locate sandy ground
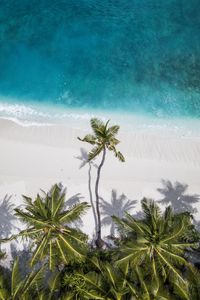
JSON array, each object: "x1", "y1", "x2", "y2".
[{"x1": 0, "y1": 117, "x2": 200, "y2": 260}]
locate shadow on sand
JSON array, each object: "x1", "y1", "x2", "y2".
[
  {"x1": 76, "y1": 148, "x2": 98, "y2": 235},
  {"x1": 0, "y1": 195, "x2": 18, "y2": 240},
  {"x1": 66, "y1": 192, "x2": 85, "y2": 228},
  {"x1": 157, "y1": 179, "x2": 200, "y2": 214},
  {"x1": 157, "y1": 179, "x2": 200, "y2": 234},
  {"x1": 100, "y1": 190, "x2": 137, "y2": 237}
]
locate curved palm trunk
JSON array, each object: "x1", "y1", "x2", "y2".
[
  {"x1": 95, "y1": 147, "x2": 106, "y2": 248},
  {"x1": 88, "y1": 163, "x2": 98, "y2": 236}
]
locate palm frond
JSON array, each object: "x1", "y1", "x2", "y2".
[
  {"x1": 58, "y1": 234, "x2": 85, "y2": 260},
  {"x1": 141, "y1": 198, "x2": 161, "y2": 226},
  {"x1": 76, "y1": 272, "x2": 105, "y2": 295},
  {"x1": 48, "y1": 271, "x2": 61, "y2": 298},
  {"x1": 172, "y1": 280, "x2": 190, "y2": 300},
  {"x1": 90, "y1": 118, "x2": 105, "y2": 135},
  {"x1": 116, "y1": 150, "x2": 125, "y2": 162},
  {"x1": 14, "y1": 209, "x2": 48, "y2": 227},
  {"x1": 88, "y1": 145, "x2": 104, "y2": 161},
  {"x1": 59, "y1": 202, "x2": 90, "y2": 223},
  {"x1": 30, "y1": 233, "x2": 50, "y2": 266},
  {"x1": 0, "y1": 227, "x2": 43, "y2": 244},
  {"x1": 50, "y1": 184, "x2": 63, "y2": 215},
  {"x1": 77, "y1": 134, "x2": 96, "y2": 145},
  {"x1": 155, "y1": 249, "x2": 186, "y2": 284},
  {"x1": 106, "y1": 125, "x2": 120, "y2": 136},
  {"x1": 0, "y1": 287, "x2": 9, "y2": 300},
  {"x1": 11, "y1": 258, "x2": 22, "y2": 297},
  {"x1": 22, "y1": 265, "x2": 44, "y2": 296},
  {"x1": 34, "y1": 194, "x2": 48, "y2": 218},
  {"x1": 111, "y1": 147, "x2": 125, "y2": 162},
  {"x1": 161, "y1": 217, "x2": 187, "y2": 243},
  {"x1": 136, "y1": 266, "x2": 151, "y2": 300},
  {"x1": 150, "y1": 256, "x2": 160, "y2": 297}
]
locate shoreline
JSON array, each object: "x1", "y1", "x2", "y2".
[{"x1": 1, "y1": 99, "x2": 200, "y2": 138}]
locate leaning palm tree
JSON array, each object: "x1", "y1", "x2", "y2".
[
  {"x1": 78, "y1": 118, "x2": 125, "y2": 248},
  {"x1": 2, "y1": 184, "x2": 90, "y2": 270},
  {"x1": 113, "y1": 199, "x2": 199, "y2": 300},
  {"x1": 100, "y1": 190, "x2": 136, "y2": 237}
]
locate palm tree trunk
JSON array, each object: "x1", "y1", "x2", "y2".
[
  {"x1": 88, "y1": 163, "x2": 98, "y2": 236},
  {"x1": 95, "y1": 147, "x2": 106, "y2": 248}
]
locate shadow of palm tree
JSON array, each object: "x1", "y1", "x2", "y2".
[
  {"x1": 0, "y1": 195, "x2": 17, "y2": 240},
  {"x1": 76, "y1": 148, "x2": 98, "y2": 235},
  {"x1": 66, "y1": 192, "x2": 85, "y2": 228},
  {"x1": 157, "y1": 179, "x2": 200, "y2": 214},
  {"x1": 100, "y1": 190, "x2": 137, "y2": 237},
  {"x1": 65, "y1": 193, "x2": 84, "y2": 207}
]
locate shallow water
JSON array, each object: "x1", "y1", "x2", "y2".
[{"x1": 0, "y1": 0, "x2": 200, "y2": 119}]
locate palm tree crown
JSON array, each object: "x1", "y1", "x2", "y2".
[
  {"x1": 4, "y1": 184, "x2": 90, "y2": 270},
  {"x1": 78, "y1": 118, "x2": 125, "y2": 162},
  {"x1": 113, "y1": 199, "x2": 199, "y2": 299}
]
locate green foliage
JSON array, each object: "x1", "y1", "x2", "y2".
[
  {"x1": 78, "y1": 118, "x2": 125, "y2": 162},
  {"x1": 2, "y1": 184, "x2": 90, "y2": 270},
  {"x1": 0, "y1": 258, "x2": 44, "y2": 300},
  {"x1": 113, "y1": 198, "x2": 200, "y2": 299},
  {"x1": 62, "y1": 259, "x2": 131, "y2": 300}
]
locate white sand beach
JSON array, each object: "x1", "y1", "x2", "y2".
[{"x1": 0, "y1": 117, "x2": 200, "y2": 244}]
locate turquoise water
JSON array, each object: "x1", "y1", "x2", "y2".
[{"x1": 0, "y1": 0, "x2": 200, "y2": 119}]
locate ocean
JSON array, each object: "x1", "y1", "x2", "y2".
[{"x1": 0, "y1": 0, "x2": 200, "y2": 128}]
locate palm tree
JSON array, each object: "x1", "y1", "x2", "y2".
[
  {"x1": 100, "y1": 190, "x2": 136, "y2": 237},
  {"x1": 78, "y1": 118, "x2": 125, "y2": 248},
  {"x1": 2, "y1": 184, "x2": 90, "y2": 270},
  {"x1": 113, "y1": 198, "x2": 199, "y2": 299},
  {"x1": 0, "y1": 258, "x2": 43, "y2": 300}
]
